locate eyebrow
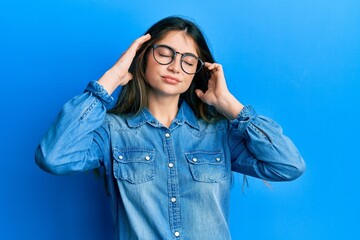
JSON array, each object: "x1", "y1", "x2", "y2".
[{"x1": 156, "y1": 43, "x2": 198, "y2": 57}]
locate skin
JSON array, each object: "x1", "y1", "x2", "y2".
[
  {"x1": 98, "y1": 31, "x2": 244, "y2": 127},
  {"x1": 144, "y1": 31, "x2": 202, "y2": 126}
]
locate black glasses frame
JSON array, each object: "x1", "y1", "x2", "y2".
[{"x1": 151, "y1": 44, "x2": 204, "y2": 75}]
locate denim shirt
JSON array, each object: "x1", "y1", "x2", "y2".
[{"x1": 35, "y1": 81, "x2": 305, "y2": 240}]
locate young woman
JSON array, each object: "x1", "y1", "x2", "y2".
[{"x1": 35, "y1": 16, "x2": 305, "y2": 240}]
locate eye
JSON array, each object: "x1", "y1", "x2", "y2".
[
  {"x1": 156, "y1": 47, "x2": 173, "y2": 58},
  {"x1": 159, "y1": 53, "x2": 172, "y2": 57},
  {"x1": 183, "y1": 61, "x2": 194, "y2": 66},
  {"x1": 183, "y1": 55, "x2": 198, "y2": 66}
]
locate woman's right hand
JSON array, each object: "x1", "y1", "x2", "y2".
[{"x1": 98, "y1": 33, "x2": 151, "y2": 95}]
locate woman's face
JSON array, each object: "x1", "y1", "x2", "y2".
[{"x1": 145, "y1": 30, "x2": 198, "y2": 98}]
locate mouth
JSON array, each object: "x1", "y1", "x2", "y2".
[{"x1": 161, "y1": 75, "x2": 181, "y2": 84}]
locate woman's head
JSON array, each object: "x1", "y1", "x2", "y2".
[
  {"x1": 144, "y1": 30, "x2": 201, "y2": 97},
  {"x1": 110, "y1": 16, "x2": 224, "y2": 121}
]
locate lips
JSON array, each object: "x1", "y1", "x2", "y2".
[{"x1": 161, "y1": 75, "x2": 181, "y2": 85}]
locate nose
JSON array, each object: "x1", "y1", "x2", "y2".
[{"x1": 167, "y1": 53, "x2": 181, "y2": 73}]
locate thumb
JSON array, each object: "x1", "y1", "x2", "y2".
[
  {"x1": 125, "y1": 72, "x2": 133, "y2": 82},
  {"x1": 195, "y1": 89, "x2": 204, "y2": 99},
  {"x1": 120, "y1": 72, "x2": 133, "y2": 86},
  {"x1": 126, "y1": 72, "x2": 133, "y2": 80}
]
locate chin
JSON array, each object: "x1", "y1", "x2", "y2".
[{"x1": 150, "y1": 87, "x2": 185, "y2": 97}]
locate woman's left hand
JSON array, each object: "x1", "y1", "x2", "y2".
[{"x1": 195, "y1": 62, "x2": 244, "y2": 119}]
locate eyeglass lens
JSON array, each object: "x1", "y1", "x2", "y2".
[{"x1": 153, "y1": 45, "x2": 201, "y2": 74}]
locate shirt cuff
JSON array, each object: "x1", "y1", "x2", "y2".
[
  {"x1": 84, "y1": 81, "x2": 114, "y2": 108},
  {"x1": 230, "y1": 105, "x2": 257, "y2": 133}
]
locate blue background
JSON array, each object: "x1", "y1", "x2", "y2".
[{"x1": 1, "y1": 0, "x2": 359, "y2": 239}]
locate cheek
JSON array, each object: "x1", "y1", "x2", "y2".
[
  {"x1": 145, "y1": 54, "x2": 156, "y2": 80},
  {"x1": 184, "y1": 75, "x2": 195, "y2": 86}
]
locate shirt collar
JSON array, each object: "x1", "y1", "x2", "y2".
[{"x1": 126, "y1": 101, "x2": 200, "y2": 130}]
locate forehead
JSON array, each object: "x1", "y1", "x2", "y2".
[{"x1": 156, "y1": 30, "x2": 198, "y2": 54}]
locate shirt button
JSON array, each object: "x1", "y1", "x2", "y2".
[
  {"x1": 174, "y1": 231, "x2": 180, "y2": 237},
  {"x1": 118, "y1": 155, "x2": 123, "y2": 160},
  {"x1": 192, "y1": 158, "x2": 197, "y2": 162},
  {"x1": 165, "y1": 133, "x2": 170, "y2": 138},
  {"x1": 171, "y1": 197, "x2": 177, "y2": 203},
  {"x1": 168, "y1": 163, "x2": 174, "y2": 168},
  {"x1": 145, "y1": 156, "x2": 150, "y2": 161},
  {"x1": 216, "y1": 157, "x2": 221, "y2": 161}
]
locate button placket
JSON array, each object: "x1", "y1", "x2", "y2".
[{"x1": 163, "y1": 129, "x2": 182, "y2": 237}]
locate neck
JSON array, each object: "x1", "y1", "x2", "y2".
[{"x1": 147, "y1": 93, "x2": 180, "y2": 128}]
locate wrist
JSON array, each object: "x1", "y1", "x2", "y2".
[
  {"x1": 98, "y1": 70, "x2": 121, "y2": 95},
  {"x1": 215, "y1": 93, "x2": 244, "y2": 120}
]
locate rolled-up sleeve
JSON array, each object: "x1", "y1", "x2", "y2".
[
  {"x1": 35, "y1": 81, "x2": 113, "y2": 175},
  {"x1": 229, "y1": 105, "x2": 306, "y2": 181}
]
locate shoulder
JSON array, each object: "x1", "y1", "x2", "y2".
[
  {"x1": 105, "y1": 112, "x2": 130, "y2": 130},
  {"x1": 196, "y1": 117, "x2": 230, "y2": 134}
]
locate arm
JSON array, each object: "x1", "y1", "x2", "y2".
[
  {"x1": 98, "y1": 34, "x2": 151, "y2": 95},
  {"x1": 35, "y1": 81, "x2": 112, "y2": 175},
  {"x1": 35, "y1": 34, "x2": 152, "y2": 175},
  {"x1": 228, "y1": 106, "x2": 305, "y2": 181},
  {"x1": 196, "y1": 62, "x2": 305, "y2": 181}
]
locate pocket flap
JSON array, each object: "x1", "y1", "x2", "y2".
[
  {"x1": 113, "y1": 148, "x2": 155, "y2": 163},
  {"x1": 185, "y1": 151, "x2": 224, "y2": 165}
]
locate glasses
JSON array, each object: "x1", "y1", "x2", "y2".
[{"x1": 151, "y1": 44, "x2": 204, "y2": 75}]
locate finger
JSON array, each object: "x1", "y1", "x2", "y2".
[
  {"x1": 204, "y1": 62, "x2": 214, "y2": 70},
  {"x1": 195, "y1": 89, "x2": 205, "y2": 99},
  {"x1": 204, "y1": 62, "x2": 214, "y2": 68},
  {"x1": 116, "y1": 34, "x2": 151, "y2": 66},
  {"x1": 204, "y1": 62, "x2": 221, "y2": 72},
  {"x1": 124, "y1": 72, "x2": 133, "y2": 82},
  {"x1": 129, "y1": 33, "x2": 151, "y2": 53}
]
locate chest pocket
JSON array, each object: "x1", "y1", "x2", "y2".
[
  {"x1": 113, "y1": 148, "x2": 155, "y2": 184},
  {"x1": 185, "y1": 150, "x2": 227, "y2": 183}
]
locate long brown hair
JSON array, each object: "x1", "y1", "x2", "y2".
[{"x1": 109, "y1": 16, "x2": 225, "y2": 122}]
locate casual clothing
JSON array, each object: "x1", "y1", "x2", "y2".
[{"x1": 35, "y1": 81, "x2": 305, "y2": 240}]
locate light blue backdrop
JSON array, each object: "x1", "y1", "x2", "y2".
[{"x1": 1, "y1": 0, "x2": 359, "y2": 239}]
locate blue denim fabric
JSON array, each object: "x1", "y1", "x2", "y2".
[{"x1": 35, "y1": 81, "x2": 305, "y2": 240}]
